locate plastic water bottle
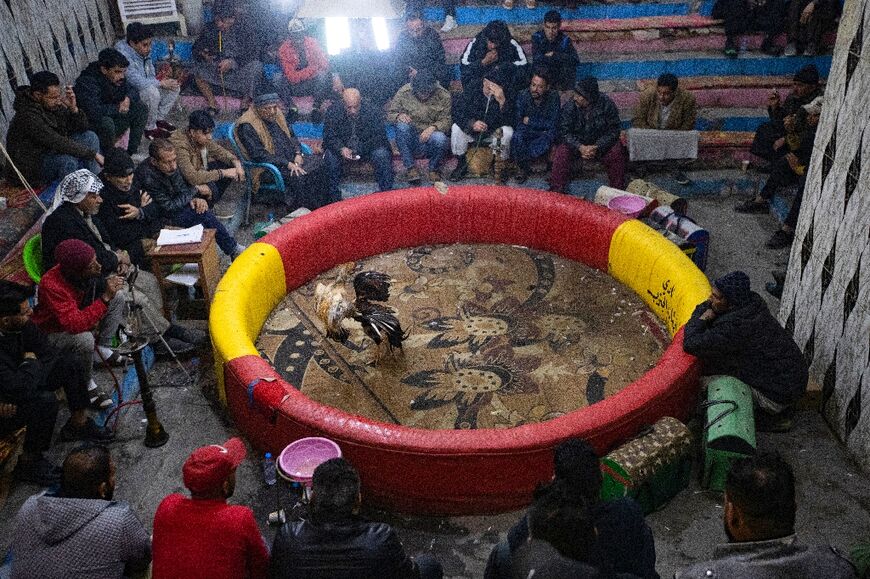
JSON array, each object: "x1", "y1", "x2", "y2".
[{"x1": 263, "y1": 453, "x2": 277, "y2": 486}]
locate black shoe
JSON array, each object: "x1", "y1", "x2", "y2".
[
  {"x1": 165, "y1": 324, "x2": 208, "y2": 348},
  {"x1": 153, "y1": 337, "x2": 196, "y2": 358},
  {"x1": 765, "y1": 229, "x2": 794, "y2": 249},
  {"x1": 449, "y1": 162, "x2": 468, "y2": 182},
  {"x1": 673, "y1": 170, "x2": 692, "y2": 186},
  {"x1": 765, "y1": 280, "x2": 784, "y2": 299},
  {"x1": 310, "y1": 108, "x2": 323, "y2": 124},
  {"x1": 771, "y1": 269, "x2": 786, "y2": 286},
  {"x1": 14, "y1": 457, "x2": 62, "y2": 486},
  {"x1": 514, "y1": 167, "x2": 529, "y2": 184},
  {"x1": 734, "y1": 199, "x2": 769, "y2": 213},
  {"x1": 60, "y1": 418, "x2": 115, "y2": 442},
  {"x1": 156, "y1": 120, "x2": 177, "y2": 132}
]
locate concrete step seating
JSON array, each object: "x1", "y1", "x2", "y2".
[{"x1": 160, "y1": 0, "x2": 834, "y2": 173}]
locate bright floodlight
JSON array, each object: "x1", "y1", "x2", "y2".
[
  {"x1": 372, "y1": 17, "x2": 391, "y2": 51},
  {"x1": 325, "y1": 17, "x2": 352, "y2": 56}
]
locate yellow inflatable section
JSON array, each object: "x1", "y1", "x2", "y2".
[
  {"x1": 210, "y1": 242, "x2": 287, "y2": 403},
  {"x1": 608, "y1": 219, "x2": 711, "y2": 337}
]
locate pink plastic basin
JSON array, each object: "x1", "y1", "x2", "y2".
[
  {"x1": 277, "y1": 437, "x2": 342, "y2": 486},
  {"x1": 608, "y1": 194, "x2": 648, "y2": 218}
]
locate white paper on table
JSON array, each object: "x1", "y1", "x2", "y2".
[
  {"x1": 164, "y1": 263, "x2": 200, "y2": 287},
  {"x1": 156, "y1": 224, "x2": 204, "y2": 246}
]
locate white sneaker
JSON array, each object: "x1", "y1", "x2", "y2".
[{"x1": 440, "y1": 15, "x2": 457, "y2": 32}]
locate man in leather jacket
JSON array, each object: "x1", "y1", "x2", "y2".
[{"x1": 269, "y1": 458, "x2": 443, "y2": 578}]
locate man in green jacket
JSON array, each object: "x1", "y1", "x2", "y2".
[
  {"x1": 5, "y1": 71, "x2": 104, "y2": 186},
  {"x1": 387, "y1": 69, "x2": 452, "y2": 184}
]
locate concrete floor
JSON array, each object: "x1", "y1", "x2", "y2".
[{"x1": 2, "y1": 180, "x2": 868, "y2": 578}]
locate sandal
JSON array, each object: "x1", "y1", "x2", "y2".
[
  {"x1": 93, "y1": 346, "x2": 132, "y2": 367},
  {"x1": 89, "y1": 391, "x2": 114, "y2": 410}
]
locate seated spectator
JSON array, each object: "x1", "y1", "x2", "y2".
[
  {"x1": 135, "y1": 139, "x2": 246, "y2": 259},
  {"x1": 270, "y1": 457, "x2": 443, "y2": 578},
  {"x1": 114, "y1": 22, "x2": 180, "y2": 141},
  {"x1": 633, "y1": 74, "x2": 697, "y2": 131},
  {"x1": 630, "y1": 73, "x2": 698, "y2": 185},
  {"x1": 785, "y1": 0, "x2": 839, "y2": 55},
  {"x1": 323, "y1": 88, "x2": 394, "y2": 195},
  {"x1": 750, "y1": 65, "x2": 822, "y2": 163},
  {"x1": 736, "y1": 99, "x2": 819, "y2": 231},
  {"x1": 459, "y1": 20, "x2": 529, "y2": 94},
  {"x1": 96, "y1": 148, "x2": 161, "y2": 268},
  {"x1": 171, "y1": 110, "x2": 244, "y2": 208},
  {"x1": 152, "y1": 438, "x2": 269, "y2": 579},
  {"x1": 5, "y1": 71, "x2": 103, "y2": 187},
  {"x1": 511, "y1": 481, "x2": 603, "y2": 579},
  {"x1": 392, "y1": 11, "x2": 451, "y2": 97},
  {"x1": 485, "y1": 438, "x2": 658, "y2": 579},
  {"x1": 31, "y1": 239, "x2": 125, "y2": 440},
  {"x1": 550, "y1": 77, "x2": 627, "y2": 192},
  {"x1": 712, "y1": 0, "x2": 786, "y2": 57},
  {"x1": 236, "y1": 92, "x2": 337, "y2": 210},
  {"x1": 191, "y1": 4, "x2": 263, "y2": 114},
  {"x1": 387, "y1": 69, "x2": 451, "y2": 184},
  {"x1": 276, "y1": 19, "x2": 333, "y2": 122},
  {"x1": 74, "y1": 48, "x2": 147, "y2": 156},
  {"x1": 764, "y1": 97, "x2": 823, "y2": 250},
  {"x1": 531, "y1": 10, "x2": 579, "y2": 91},
  {"x1": 676, "y1": 454, "x2": 857, "y2": 578},
  {"x1": 11, "y1": 444, "x2": 152, "y2": 578},
  {"x1": 405, "y1": 0, "x2": 458, "y2": 32},
  {"x1": 683, "y1": 271, "x2": 809, "y2": 432},
  {"x1": 0, "y1": 281, "x2": 67, "y2": 486},
  {"x1": 449, "y1": 68, "x2": 515, "y2": 183},
  {"x1": 511, "y1": 67, "x2": 560, "y2": 184},
  {"x1": 40, "y1": 169, "x2": 202, "y2": 356}
]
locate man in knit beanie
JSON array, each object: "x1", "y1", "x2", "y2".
[
  {"x1": 683, "y1": 271, "x2": 808, "y2": 432},
  {"x1": 29, "y1": 239, "x2": 120, "y2": 442}
]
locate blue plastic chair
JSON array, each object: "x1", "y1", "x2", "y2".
[{"x1": 224, "y1": 122, "x2": 287, "y2": 225}]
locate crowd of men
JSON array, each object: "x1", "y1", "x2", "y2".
[
  {"x1": 3, "y1": 432, "x2": 858, "y2": 578},
  {"x1": 0, "y1": 0, "x2": 849, "y2": 576}
]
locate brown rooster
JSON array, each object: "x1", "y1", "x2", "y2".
[{"x1": 314, "y1": 271, "x2": 408, "y2": 363}]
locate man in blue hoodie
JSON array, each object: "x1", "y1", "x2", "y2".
[{"x1": 114, "y1": 22, "x2": 180, "y2": 141}]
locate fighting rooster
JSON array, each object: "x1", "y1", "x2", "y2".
[{"x1": 314, "y1": 270, "x2": 408, "y2": 362}]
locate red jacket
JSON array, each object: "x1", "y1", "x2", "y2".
[
  {"x1": 152, "y1": 494, "x2": 269, "y2": 579},
  {"x1": 278, "y1": 37, "x2": 329, "y2": 85},
  {"x1": 32, "y1": 265, "x2": 107, "y2": 335}
]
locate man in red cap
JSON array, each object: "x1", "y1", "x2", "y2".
[
  {"x1": 31, "y1": 238, "x2": 123, "y2": 441},
  {"x1": 152, "y1": 437, "x2": 269, "y2": 579}
]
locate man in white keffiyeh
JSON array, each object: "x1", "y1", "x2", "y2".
[{"x1": 40, "y1": 170, "x2": 207, "y2": 363}]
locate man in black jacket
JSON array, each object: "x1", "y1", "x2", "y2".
[
  {"x1": 0, "y1": 280, "x2": 111, "y2": 485},
  {"x1": 683, "y1": 271, "x2": 809, "y2": 432},
  {"x1": 448, "y1": 67, "x2": 515, "y2": 183},
  {"x1": 5, "y1": 71, "x2": 103, "y2": 187},
  {"x1": 323, "y1": 88, "x2": 394, "y2": 195},
  {"x1": 550, "y1": 76, "x2": 627, "y2": 191},
  {"x1": 458, "y1": 20, "x2": 529, "y2": 94},
  {"x1": 484, "y1": 438, "x2": 659, "y2": 579},
  {"x1": 74, "y1": 48, "x2": 147, "y2": 156},
  {"x1": 135, "y1": 139, "x2": 244, "y2": 259},
  {"x1": 96, "y1": 148, "x2": 162, "y2": 268},
  {"x1": 392, "y1": 11, "x2": 451, "y2": 95},
  {"x1": 41, "y1": 168, "x2": 203, "y2": 356},
  {"x1": 270, "y1": 458, "x2": 443, "y2": 579}
]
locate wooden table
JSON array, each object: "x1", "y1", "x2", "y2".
[{"x1": 147, "y1": 228, "x2": 221, "y2": 319}]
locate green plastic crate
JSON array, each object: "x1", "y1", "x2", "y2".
[{"x1": 701, "y1": 376, "x2": 756, "y2": 491}]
